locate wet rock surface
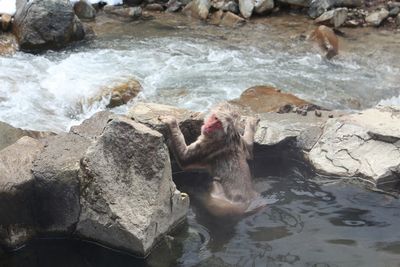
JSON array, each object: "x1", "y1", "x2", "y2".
[
  {"x1": 0, "y1": 137, "x2": 44, "y2": 249},
  {"x1": 0, "y1": 112, "x2": 189, "y2": 256},
  {"x1": 308, "y1": 106, "x2": 400, "y2": 186}
]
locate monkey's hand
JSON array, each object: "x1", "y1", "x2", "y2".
[
  {"x1": 246, "y1": 116, "x2": 260, "y2": 131},
  {"x1": 158, "y1": 115, "x2": 178, "y2": 128}
]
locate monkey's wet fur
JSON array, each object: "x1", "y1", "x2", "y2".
[{"x1": 161, "y1": 102, "x2": 267, "y2": 217}]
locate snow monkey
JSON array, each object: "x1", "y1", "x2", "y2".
[
  {"x1": 160, "y1": 102, "x2": 264, "y2": 217},
  {"x1": 309, "y1": 25, "x2": 339, "y2": 59}
]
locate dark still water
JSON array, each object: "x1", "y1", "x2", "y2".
[{"x1": 1, "y1": 157, "x2": 400, "y2": 267}]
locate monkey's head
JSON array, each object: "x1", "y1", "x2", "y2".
[{"x1": 201, "y1": 103, "x2": 241, "y2": 144}]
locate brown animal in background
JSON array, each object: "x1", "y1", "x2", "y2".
[
  {"x1": 309, "y1": 25, "x2": 339, "y2": 59},
  {"x1": 160, "y1": 103, "x2": 264, "y2": 217}
]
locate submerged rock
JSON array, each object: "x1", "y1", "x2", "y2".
[
  {"x1": 0, "y1": 137, "x2": 44, "y2": 249},
  {"x1": 308, "y1": 106, "x2": 400, "y2": 186},
  {"x1": 12, "y1": 0, "x2": 85, "y2": 52},
  {"x1": 0, "y1": 33, "x2": 18, "y2": 56}
]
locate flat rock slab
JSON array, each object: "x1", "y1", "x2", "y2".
[{"x1": 309, "y1": 106, "x2": 400, "y2": 186}]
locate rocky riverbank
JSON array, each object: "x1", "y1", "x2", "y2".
[
  {"x1": 0, "y1": 86, "x2": 399, "y2": 256},
  {"x1": 0, "y1": 0, "x2": 400, "y2": 55}
]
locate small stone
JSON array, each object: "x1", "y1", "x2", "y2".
[
  {"x1": 220, "y1": 11, "x2": 246, "y2": 27},
  {"x1": 1, "y1": 14, "x2": 12, "y2": 32},
  {"x1": 365, "y1": 8, "x2": 389, "y2": 26},
  {"x1": 328, "y1": 114, "x2": 334, "y2": 118},
  {"x1": 145, "y1": 3, "x2": 164, "y2": 11},
  {"x1": 315, "y1": 110, "x2": 322, "y2": 117},
  {"x1": 389, "y1": 7, "x2": 400, "y2": 17},
  {"x1": 301, "y1": 110, "x2": 307, "y2": 116}
]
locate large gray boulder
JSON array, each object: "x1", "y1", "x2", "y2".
[
  {"x1": 12, "y1": 0, "x2": 85, "y2": 52},
  {"x1": 76, "y1": 117, "x2": 189, "y2": 256},
  {"x1": 308, "y1": 106, "x2": 400, "y2": 186},
  {"x1": 0, "y1": 137, "x2": 44, "y2": 249}
]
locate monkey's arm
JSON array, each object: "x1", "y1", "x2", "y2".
[
  {"x1": 242, "y1": 117, "x2": 258, "y2": 160},
  {"x1": 160, "y1": 116, "x2": 207, "y2": 170}
]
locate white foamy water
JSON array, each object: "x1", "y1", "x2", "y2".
[
  {"x1": 1, "y1": 36, "x2": 400, "y2": 132},
  {"x1": 0, "y1": 0, "x2": 16, "y2": 15}
]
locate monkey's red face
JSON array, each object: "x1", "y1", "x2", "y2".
[{"x1": 202, "y1": 114, "x2": 223, "y2": 136}]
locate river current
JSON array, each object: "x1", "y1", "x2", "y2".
[{"x1": 1, "y1": 13, "x2": 400, "y2": 132}]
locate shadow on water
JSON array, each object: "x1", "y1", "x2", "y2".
[{"x1": 2, "y1": 150, "x2": 400, "y2": 266}]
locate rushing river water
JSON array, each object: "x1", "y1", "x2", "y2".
[
  {"x1": 1, "y1": 13, "x2": 400, "y2": 132},
  {"x1": 1, "y1": 12, "x2": 400, "y2": 267}
]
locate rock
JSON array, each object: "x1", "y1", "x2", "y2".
[
  {"x1": 32, "y1": 133, "x2": 90, "y2": 232},
  {"x1": 223, "y1": 1, "x2": 240, "y2": 13},
  {"x1": 308, "y1": 25, "x2": 339, "y2": 59},
  {"x1": 0, "y1": 33, "x2": 18, "y2": 56},
  {"x1": 238, "y1": 0, "x2": 254, "y2": 18},
  {"x1": 365, "y1": 8, "x2": 389, "y2": 26},
  {"x1": 255, "y1": 113, "x2": 327, "y2": 147},
  {"x1": 0, "y1": 137, "x2": 44, "y2": 249},
  {"x1": 69, "y1": 111, "x2": 116, "y2": 139},
  {"x1": 309, "y1": 0, "x2": 333, "y2": 18},
  {"x1": 308, "y1": 0, "x2": 362, "y2": 18},
  {"x1": 0, "y1": 121, "x2": 55, "y2": 151},
  {"x1": 76, "y1": 117, "x2": 189, "y2": 257},
  {"x1": 209, "y1": 10, "x2": 224, "y2": 25},
  {"x1": 254, "y1": 0, "x2": 274, "y2": 14},
  {"x1": 182, "y1": 0, "x2": 211, "y2": 20},
  {"x1": 315, "y1": 8, "x2": 348, "y2": 28},
  {"x1": 166, "y1": 0, "x2": 183, "y2": 12},
  {"x1": 389, "y1": 6, "x2": 400, "y2": 17},
  {"x1": 145, "y1": 3, "x2": 165, "y2": 11},
  {"x1": 230, "y1": 86, "x2": 317, "y2": 114},
  {"x1": 220, "y1": 11, "x2": 246, "y2": 27},
  {"x1": 106, "y1": 79, "x2": 142, "y2": 108},
  {"x1": 73, "y1": 0, "x2": 96, "y2": 21},
  {"x1": 127, "y1": 102, "x2": 203, "y2": 144},
  {"x1": 103, "y1": 5, "x2": 142, "y2": 20},
  {"x1": 308, "y1": 106, "x2": 400, "y2": 186},
  {"x1": 278, "y1": 0, "x2": 310, "y2": 7},
  {"x1": 82, "y1": 78, "x2": 142, "y2": 110},
  {"x1": 1, "y1": 14, "x2": 12, "y2": 32},
  {"x1": 124, "y1": 0, "x2": 144, "y2": 6},
  {"x1": 12, "y1": 0, "x2": 85, "y2": 52}
]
